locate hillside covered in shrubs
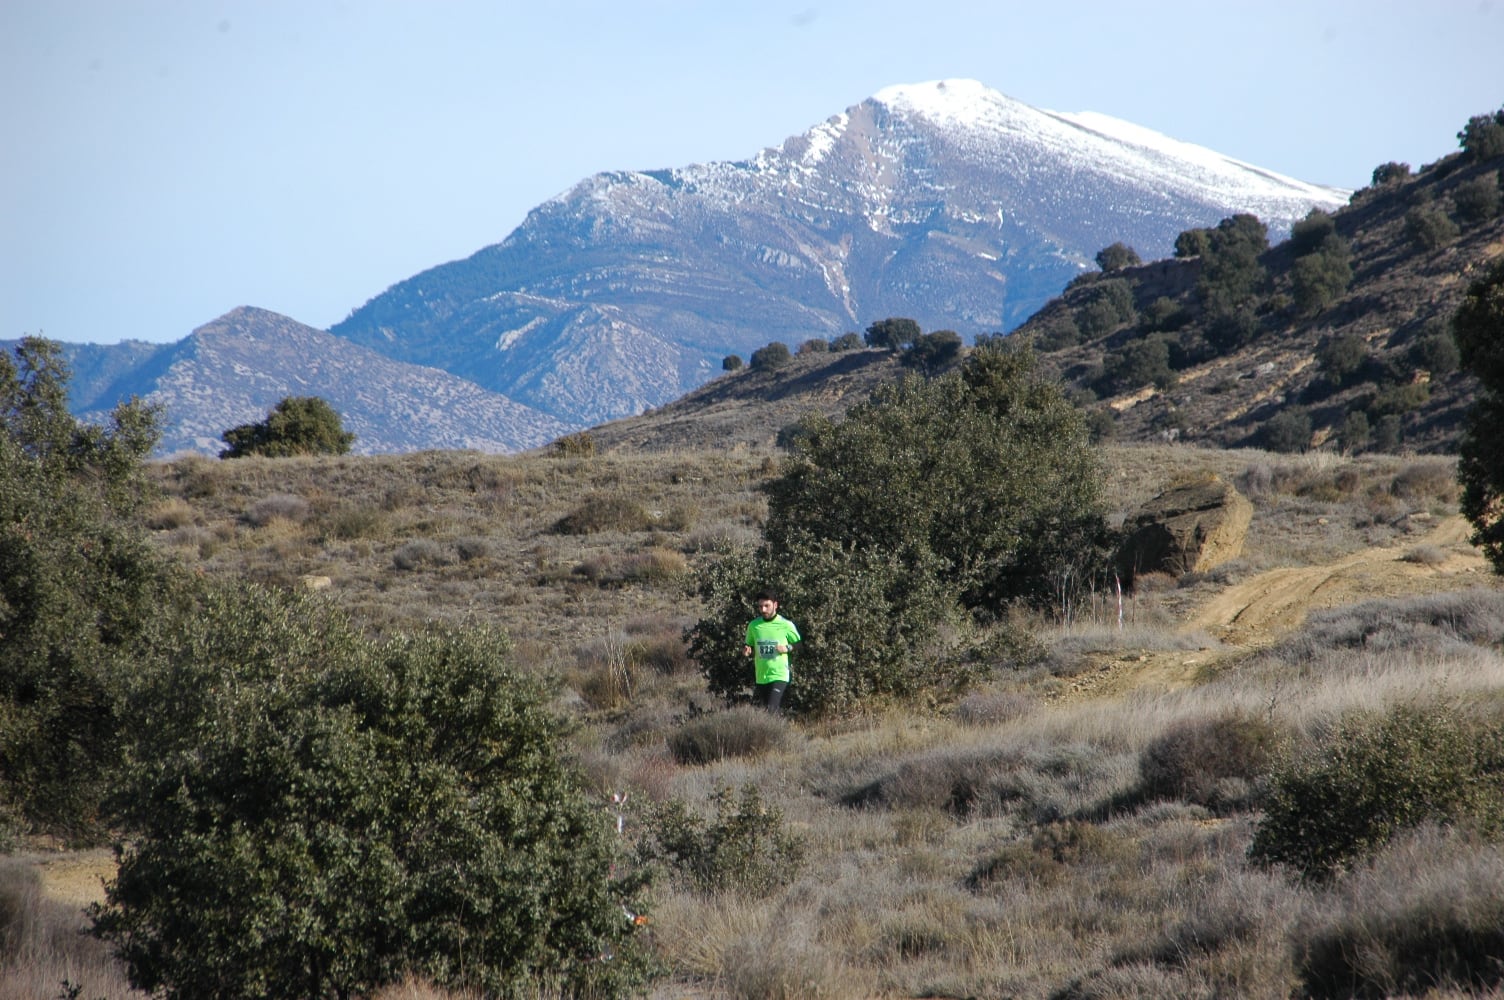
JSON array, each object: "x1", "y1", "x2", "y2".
[{"x1": 1014, "y1": 103, "x2": 1504, "y2": 455}]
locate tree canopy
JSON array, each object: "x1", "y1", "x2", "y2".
[
  {"x1": 0, "y1": 337, "x2": 171, "y2": 836},
  {"x1": 97, "y1": 587, "x2": 650, "y2": 999},
  {"x1": 221, "y1": 396, "x2": 355, "y2": 458},
  {"x1": 688, "y1": 343, "x2": 1108, "y2": 716},
  {"x1": 1454, "y1": 258, "x2": 1504, "y2": 573}
]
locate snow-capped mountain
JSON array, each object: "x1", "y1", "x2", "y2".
[{"x1": 330, "y1": 79, "x2": 1346, "y2": 426}]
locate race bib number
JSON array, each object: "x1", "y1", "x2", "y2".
[{"x1": 756, "y1": 639, "x2": 781, "y2": 657}]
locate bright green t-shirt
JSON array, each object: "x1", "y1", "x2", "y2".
[{"x1": 746, "y1": 615, "x2": 800, "y2": 684}]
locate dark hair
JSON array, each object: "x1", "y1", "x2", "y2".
[{"x1": 751, "y1": 588, "x2": 779, "y2": 604}]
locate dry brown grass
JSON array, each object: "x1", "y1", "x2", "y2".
[{"x1": 12, "y1": 442, "x2": 1498, "y2": 998}]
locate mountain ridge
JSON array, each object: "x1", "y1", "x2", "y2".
[
  {"x1": 45, "y1": 79, "x2": 1354, "y2": 454},
  {"x1": 328, "y1": 79, "x2": 1345, "y2": 426}
]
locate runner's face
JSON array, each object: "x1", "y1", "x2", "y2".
[{"x1": 756, "y1": 599, "x2": 778, "y2": 618}]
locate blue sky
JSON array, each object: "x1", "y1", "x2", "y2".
[{"x1": 4, "y1": 0, "x2": 1502, "y2": 345}]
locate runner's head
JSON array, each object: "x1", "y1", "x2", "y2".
[{"x1": 751, "y1": 588, "x2": 779, "y2": 619}]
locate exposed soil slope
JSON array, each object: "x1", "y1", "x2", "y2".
[{"x1": 1063, "y1": 515, "x2": 1490, "y2": 700}]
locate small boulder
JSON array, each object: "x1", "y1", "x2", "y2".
[{"x1": 1117, "y1": 476, "x2": 1252, "y2": 581}]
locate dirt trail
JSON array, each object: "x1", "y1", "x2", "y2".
[{"x1": 1061, "y1": 515, "x2": 1490, "y2": 700}]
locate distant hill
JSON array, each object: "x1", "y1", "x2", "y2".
[
  {"x1": 330, "y1": 79, "x2": 1344, "y2": 428},
  {"x1": 579, "y1": 143, "x2": 1504, "y2": 458},
  {"x1": 54, "y1": 308, "x2": 569, "y2": 456},
  {"x1": 1013, "y1": 147, "x2": 1504, "y2": 455}
]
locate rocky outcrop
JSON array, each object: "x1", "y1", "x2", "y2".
[{"x1": 1117, "y1": 476, "x2": 1253, "y2": 582}]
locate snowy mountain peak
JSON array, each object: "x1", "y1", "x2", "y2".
[
  {"x1": 871, "y1": 78, "x2": 1016, "y2": 121},
  {"x1": 332, "y1": 80, "x2": 1349, "y2": 429}
]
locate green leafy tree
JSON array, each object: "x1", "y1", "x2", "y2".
[
  {"x1": 1458, "y1": 109, "x2": 1504, "y2": 162},
  {"x1": 1337, "y1": 410, "x2": 1370, "y2": 455},
  {"x1": 1098, "y1": 335, "x2": 1175, "y2": 394},
  {"x1": 1289, "y1": 208, "x2": 1339, "y2": 256},
  {"x1": 96, "y1": 585, "x2": 651, "y2": 1000},
  {"x1": 1454, "y1": 258, "x2": 1504, "y2": 572},
  {"x1": 902, "y1": 330, "x2": 963, "y2": 372},
  {"x1": 1405, "y1": 203, "x2": 1460, "y2": 250},
  {"x1": 1174, "y1": 228, "x2": 1212, "y2": 258},
  {"x1": 1075, "y1": 278, "x2": 1138, "y2": 338},
  {"x1": 863, "y1": 317, "x2": 921, "y2": 351},
  {"x1": 1453, "y1": 173, "x2": 1502, "y2": 224},
  {"x1": 1316, "y1": 332, "x2": 1369, "y2": 386},
  {"x1": 1291, "y1": 244, "x2": 1353, "y2": 317},
  {"x1": 828, "y1": 332, "x2": 864, "y2": 351},
  {"x1": 722, "y1": 354, "x2": 744, "y2": 371},
  {"x1": 1409, "y1": 326, "x2": 1460, "y2": 376},
  {"x1": 749, "y1": 342, "x2": 792, "y2": 371},
  {"x1": 0, "y1": 337, "x2": 173, "y2": 836},
  {"x1": 221, "y1": 396, "x2": 355, "y2": 458},
  {"x1": 797, "y1": 337, "x2": 829, "y2": 355},
  {"x1": 1249, "y1": 706, "x2": 1504, "y2": 882},
  {"x1": 1095, "y1": 242, "x2": 1142, "y2": 272},
  {"x1": 1197, "y1": 214, "x2": 1269, "y2": 314},
  {"x1": 1261, "y1": 407, "x2": 1312, "y2": 453},
  {"x1": 1031, "y1": 310, "x2": 1081, "y2": 351},
  {"x1": 688, "y1": 344, "x2": 1106, "y2": 716},
  {"x1": 1371, "y1": 162, "x2": 1411, "y2": 186},
  {"x1": 1372, "y1": 413, "x2": 1404, "y2": 453}
]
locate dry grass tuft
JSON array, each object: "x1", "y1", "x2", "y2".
[{"x1": 666, "y1": 707, "x2": 787, "y2": 765}]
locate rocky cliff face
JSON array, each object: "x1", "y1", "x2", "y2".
[{"x1": 330, "y1": 79, "x2": 1346, "y2": 426}]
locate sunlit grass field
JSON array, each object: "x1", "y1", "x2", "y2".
[{"x1": 7, "y1": 442, "x2": 1500, "y2": 999}]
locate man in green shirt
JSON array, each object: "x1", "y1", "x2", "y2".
[{"x1": 743, "y1": 588, "x2": 800, "y2": 714}]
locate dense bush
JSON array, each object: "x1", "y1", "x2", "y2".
[
  {"x1": 0, "y1": 338, "x2": 175, "y2": 838},
  {"x1": 551, "y1": 493, "x2": 653, "y2": 534},
  {"x1": 1404, "y1": 203, "x2": 1460, "y2": 250},
  {"x1": 1453, "y1": 172, "x2": 1502, "y2": 223},
  {"x1": 1031, "y1": 310, "x2": 1082, "y2": 350},
  {"x1": 1197, "y1": 214, "x2": 1269, "y2": 314},
  {"x1": 864, "y1": 316, "x2": 922, "y2": 351},
  {"x1": 1095, "y1": 242, "x2": 1141, "y2": 271},
  {"x1": 1455, "y1": 258, "x2": 1504, "y2": 573},
  {"x1": 666, "y1": 707, "x2": 786, "y2": 765},
  {"x1": 1174, "y1": 228, "x2": 1212, "y2": 258},
  {"x1": 1337, "y1": 410, "x2": 1370, "y2": 454},
  {"x1": 902, "y1": 329, "x2": 963, "y2": 372},
  {"x1": 749, "y1": 341, "x2": 792, "y2": 371},
  {"x1": 1097, "y1": 335, "x2": 1174, "y2": 394},
  {"x1": 1248, "y1": 705, "x2": 1504, "y2": 882},
  {"x1": 96, "y1": 587, "x2": 651, "y2": 999},
  {"x1": 1459, "y1": 108, "x2": 1504, "y2": 162},
  {"x1": 721, "y1": 354, "x2": 743, "y2": 371},
  {"x1": 1289, "y1": 208, "x2": 1338, "y2": 255},
  {"x1": 1408, "y1": 326, "x2": 1460, "y2": 375},
  {"x1": 1075, "y1": 278, "x2": 1137, "y2": 338},
  {"x1": 688, "y1": 344, "x2": 1106, "y2": 716},
  {"x1": 829, "y1": 331, "x2": 864, "y2": 351},
  {"x1": 797, "y1": 338, "x2": 829, "y2": 355},
  {"x1": 1139, "y1": 712, "x2": 1279, "y2": 813},
  {"x1": 1291, "y1": 242, "x2": 1352, "y2": 316},
  {"x1": 637, "y1": 784, "x2": 803, "y2": 896},
  {"x1": 1316, "y1": 332, "x2": 1368, "y2": 386},
  {"x1": 1260, "y1": 407, "x2": 1312, "y2": 453},
  {"x1": 1371, "y1": 161, "x2": 1411, "y2": 186},
  {"x1": 220, "y1": 396, "x2": 354, "y2": 458}
]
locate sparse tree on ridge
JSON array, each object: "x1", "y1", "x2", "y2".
[
  {"x1": 221, "y1": 396, "x2": 355, "y2": 458},
  {"x1": 863, "y1": 317, "x2": 922, "y2": 351},
  {"x1": 1095, "y1": 242, "x2": 1142, "y2": 272}
]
